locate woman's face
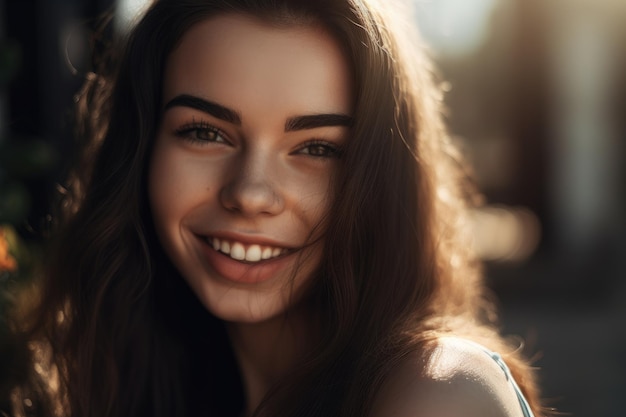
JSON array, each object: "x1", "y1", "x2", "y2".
[{"x1": 149, "y1": 14, "x2": 353, "y2": 323}]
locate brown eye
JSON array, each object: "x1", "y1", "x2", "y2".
[
  {"x1": 194, "y1": 129, "x2": 220, "y2": 142},
  {"x1": 297, "y1": 140, "x2": 342, "y2": 159},
  {"x1": 174, "y1": 122, "x2": 230, "y2": 146}
]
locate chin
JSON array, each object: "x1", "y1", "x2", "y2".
[{"x1": 182, "y1": 273, "x2": 305, "y2": 325}]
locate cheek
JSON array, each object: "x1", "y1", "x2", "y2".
[
  {"x1": 148, "y1": 145, "x2": 215, "y2": 222},
  {"x1": 148, "y1": 148, "x2": 182, "y2": 229},
  {"x1": 148, "y1": 143, "x2": 208, "y2": 232},
  {"x1": 287, "y1": 170, "x2": 335, "y2": 235}
]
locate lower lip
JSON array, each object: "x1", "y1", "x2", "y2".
[{"x1": 198, "y1": 237, "x2": 295, "y2": 284}]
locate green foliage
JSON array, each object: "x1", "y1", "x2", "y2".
[
  {"x1": 0, "y1": 38, "x2": 56, "y2": 413},
  {"x1": 0, "y1": 139, "x2": 58, "y2": 224},
  {"x1": 0, "y1": 40, "x2": 21, "y2": 86}
]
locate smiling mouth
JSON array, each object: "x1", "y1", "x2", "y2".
[{"x1": 207, "y1": 236, "x2": 290, "y2": 263}]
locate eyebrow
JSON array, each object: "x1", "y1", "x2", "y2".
[
  {"x1": 285, "y1": 113, "x2": 353, "y2": 132},
  {"x1": 164, "y1": 94, "x2": 242, "y2": 125},
  {"x1": 163, "y1": 94, "x2": 353, "y2": 131}
]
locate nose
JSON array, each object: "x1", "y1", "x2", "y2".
[{"x1": 219, "y1": 155, "x2": 285, "y2": 217}]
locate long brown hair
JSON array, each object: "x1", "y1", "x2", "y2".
[{"x1": 16, "y1": 0, "x2": 543, "y2": 416}]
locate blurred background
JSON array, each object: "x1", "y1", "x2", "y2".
[
  {"x1": 0, "y1": 0, "x2": 624, "y2": 415},
  {"x1": 415, "y1": 0, "x2": 626, "y2": 415}
]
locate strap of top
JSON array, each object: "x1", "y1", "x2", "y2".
[{"x1": 484, "y1": 350, "x2": 536, "y2": 417}]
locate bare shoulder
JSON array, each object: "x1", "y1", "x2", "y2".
[{"x1": 370, "y1": 337, "x2": 527, "y2": 417}]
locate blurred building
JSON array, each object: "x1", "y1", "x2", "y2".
[{"x1": 416, "y1": 1, "x2": 626, "y2": 415}]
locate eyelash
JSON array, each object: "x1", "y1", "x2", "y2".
[
  {"x1": 174, "y1": 120, "x2": 229, "y2": 145},
  {"x1": 296, "y1": 140, "x2": 344, "y2": 159},
  {"x1": 173, "y1": 121, "x2": 343, "y2": 159}
]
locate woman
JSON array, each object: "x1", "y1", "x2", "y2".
[{"x1": 10, "y1": 0, "x2": 544, "y2": 416}]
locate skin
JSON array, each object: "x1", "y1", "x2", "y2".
[
  {"x1": 148, "y1": 14, "x2": 352, "y2": 413},
  {"x1": 148, "y1": 13, "x2": 530, "y2": 417},
  {"x1": 370, "y1": 338, "x2": 528, "y2": 417}
]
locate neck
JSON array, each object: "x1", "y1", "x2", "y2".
[{"x1": 227, "y1": 308, "x2": 318, "y2": 416}]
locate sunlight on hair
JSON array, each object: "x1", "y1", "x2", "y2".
[
  {"x1": 467, "y1": 206, "x2": 541, "y2": 262},
  {"x1": 115, "y1": 0, "x2": 151, "y2": 30},
  {"x1": 29, "y1": 340, "x2": 60, "y2": 391}
]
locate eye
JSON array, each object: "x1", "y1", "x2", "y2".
[
  {"x1": 174, "y1": 120, "x2": 230, "y2": 146},
  {"x1": 296, "y1": 140, "x2": 343, "y2": 159}
]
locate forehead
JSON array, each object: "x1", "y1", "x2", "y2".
[{"x1": 162, "y1": 13, "x2": 353, "y2": 117}]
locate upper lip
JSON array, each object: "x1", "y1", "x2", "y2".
[{"x1": 197, "y1": 230, "x2": 296, "y2": 250}]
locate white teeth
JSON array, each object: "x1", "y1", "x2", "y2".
[
  {"x1": 230, "y1": 242, "x2": 246, "y2": 260},
  {"x1": 209, "y1": 237, "x2": 287, "y2": 263},
  {"x1": 245, "y1": 245, "x2": 262, "y2": 262}
]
